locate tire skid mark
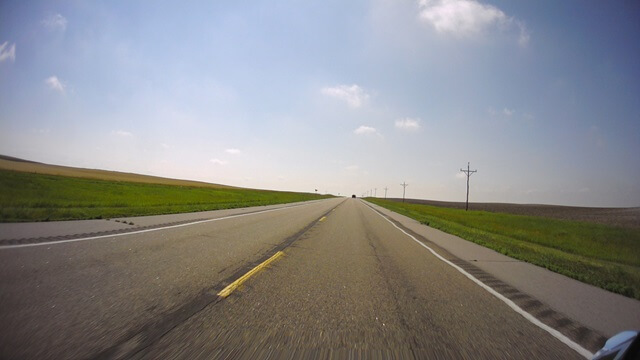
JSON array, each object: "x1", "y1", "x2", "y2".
[{"x1": 90, "y1": 199, "x2": 346, "y2": 360}]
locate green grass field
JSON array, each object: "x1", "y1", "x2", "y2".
[
  {"x1": 367, "y1": 198, "x2": 640, "y2": 300},
  {"x1": 0, "y1": 170, "x2": 331, "y2": 222}
]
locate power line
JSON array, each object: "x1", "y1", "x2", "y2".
[
  {"x1": 400, "y1": 182, "x2": 408, "y2": 202},
  {"x1": 460, "y1": 162, "x2": 477, "y2": 211}
]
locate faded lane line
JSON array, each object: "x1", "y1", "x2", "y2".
[
  {"x1": 217, "y1": 251, "x2": 285, "y2": 298},
  {"x1": 319, "y1": 216, "x2": 327, "y2": 222},
  {"x1": 361, "y1": 201, "x2": 593, "y2": 359},
  {"x1": 0, "y1": 201, "x2": 321, "y2": 250}
]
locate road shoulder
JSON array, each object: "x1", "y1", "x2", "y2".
[
  {"x1": 0, "y1": 200, "x2": 327, "y2": 246},
  {"x1": 364, "y1": 200, "x2": 640, "y2": 341}
]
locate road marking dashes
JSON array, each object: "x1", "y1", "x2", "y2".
[{"x1": 217, "y1": 251, "x2": 285, "y2": 298}]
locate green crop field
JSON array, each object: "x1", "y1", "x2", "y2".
[
  {"x1": 367, "y1": 198, "x2": 640, "y2": 300},
  {"x1": 0, "y1": 169, "x2": 331, "y2": 222}
]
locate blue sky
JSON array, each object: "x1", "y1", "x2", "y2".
[{"x1": 1, "y1": 0, "x2": 639, "y2": 207}]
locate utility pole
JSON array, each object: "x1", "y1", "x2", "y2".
[
  {"x1": 384, "y1": 187, "x2": 388, "y2": 199},
  {"x1": 400, "y1": 182, "x2": 408, "y2": 202},
  {"x1": 460, "y1": 162, "x2": 477, "y2": 211},
  {"x1": 374, "y1": 188, "x2": 377, "y2": 197}
]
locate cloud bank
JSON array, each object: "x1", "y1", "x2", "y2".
[
  {"x1": 45, "y1": 76, "x2": 65, "y2": 93},
  {"x1": 113, "y1": 130, "x2": 133, "y2": 137},
  {"x1": 225, "y1": 148, "x2": 241, "y2": 155},
  {"x1": 322, "y1": 84, "x2": 370, "y2": 108},
  {"x1": 210, "y1": 158, "x2": 228, "y2": 165},
  {"x1": 0, "y1": 42, "x2": 16, "y2": 62},
  {"x1": 354, "y1": 125, "x2": 379, "y2": 136},
  {"x1": 395, "y1": 117, "x2": 421, "y2": 130},
  {"x1": 42, "y1": 14, "x2": 68, "y2": 32},
  {"x1": 418, "y1": 0, "x2": 529, "y2": 46}
]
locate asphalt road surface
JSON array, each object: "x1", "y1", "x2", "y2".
[{"x1": 0, "y1": 198, "x2": 587, "y2": 359}]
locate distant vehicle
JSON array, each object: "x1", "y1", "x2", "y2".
[
  {"x1": 592, "y1": 331, "x2": 639, "y2": 359},
  {"x1": 352, "y1": 195, "x2": 356, "y2": 198}
]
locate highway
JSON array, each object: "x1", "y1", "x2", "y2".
[{"x1": 0, "y1": 198, "x2": 590, "y2": 359}]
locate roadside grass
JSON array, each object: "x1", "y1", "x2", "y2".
[
  {"x1": 0, "y1": 170, "x2": 331, "y2": 222},
  {"x1": 367, "y1": 198, "x2": 640, "y2": 300}
]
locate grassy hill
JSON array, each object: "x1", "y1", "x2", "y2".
[
  {"x1": 368, "y1": 198, "x2": 640, "y2": 300},
  {"x1": 0, "y1": 156, "x2": 330, "y2": 222},
  {"x1": 0, "y1": 155, "x2": 234, "y2": 189}
]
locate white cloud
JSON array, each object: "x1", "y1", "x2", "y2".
[
  {"x1": 345, "y1": 165, "x2": 360, "y2": 171},
  {"x1": 42, "y1": 14, "x2": 67, "y2": 31},
  {"x1": 321, "y1": 84, "x2": 370, "y2": 108},
  {"x1": 113, "y1": 130, "x2": 133, "y2": 137},
  {"x1": 45, "y1": 76, "x2": 65, "y2": 93},
  {"x1": 210, "y1": 158, "x2": 228, "y2": 165},
  {"x1": 160, "y1": 143, "x2": 172, "y2": 149},
  {"x1": 0, "y1": 41, "x2": 16, "y2": 62},
  {"x1": 395, "y1": 117, "x2": 421, "y2": 130},
  {"x1": 418, "y1": 0, "x2": 507, "y2": 36},
  {"x1": 517, "y1": 22, "x2": 530, "y2": 47},
  {"x1": 502, "y1": 108, "x2": 514, "y2": 116},
  {"x1": 418, "y1": 0, "x2": 529, "y2": 46},
  {"x1": 225, "y1": 148, "x2": 241, "y2": 155},
  {"x1": 354, "y1": 125, "x2": 378, "y2": 135},
  {"x1": 455, "y1": 172, "x2": 467, "y2": 179}
]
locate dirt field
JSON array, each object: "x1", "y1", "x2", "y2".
[
  {"x1": 389, "y1": 198, "x2": 640, "y2": 229},
  {"x1": 0, "y1": 155, "x2": 234, "y2": 189}
]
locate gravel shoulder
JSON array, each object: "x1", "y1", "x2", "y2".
[{"x1": 367, "y1": 200, "x2": 640, "y2": 339}]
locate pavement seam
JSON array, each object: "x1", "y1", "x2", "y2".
[
  {"x1": 361, "y1": 200, "x2": 601, "y2": 359},
  {"x1": 0, "y1": 201, "x2": 323, "y2": 250}
]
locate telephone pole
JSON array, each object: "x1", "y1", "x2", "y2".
[
  {"x1": 400, "y1": 182, "x2": 408, "y2": 202},
  {"x1": 374, "y1": 188, "x2": 377, "y2": 197},
  {"x1": 384, "y1": 187, "x2": 388, "y2": 199},
  {"x1": 460, "y1": 162, "x2": 477, "y2": 211}
]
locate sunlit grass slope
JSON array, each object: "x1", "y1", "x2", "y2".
[
  {"x1": 368, "y1": 198, "x2": 640, "y2": 300},
  {"x1": 0, "y1": 157, "x2": 233, "y2": 188},
  {"x1": 0, "y1": 169, "x2": 330, "y2": 222}
]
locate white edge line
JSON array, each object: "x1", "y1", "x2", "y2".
[
  {"x1": 0, "y1": 201, "x2": 318, "y2": 250},
  {"x1": 362, "y1": 201, "x2": 594, "y2": 359}
]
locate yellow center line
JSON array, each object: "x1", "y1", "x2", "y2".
[
  {"x1": 319, "y1": 216, "x2": 327, "y2": 222},
  {"x1": 217, "y1": 251, "x2": 285, "y2": 298}
]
